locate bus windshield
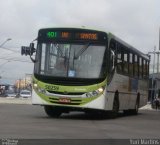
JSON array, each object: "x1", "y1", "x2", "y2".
[{"x1": 35, "y1": 43, "x2": 107, "y2": 79}]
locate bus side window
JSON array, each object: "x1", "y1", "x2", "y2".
[
  {"x1": 142, "y1": 59, "x2": 144, "y2": 78},
  {"x1": 129, "y1": 53, "x2": 133, "y2": 77},
  {"x1": 144, "y1": 59, "x2": 149, "y2": 78},
  {"x1": 143, "y1": 60, "x2": 147, "y2": 78},
  {"x1": 147, "y1": 61, "x2": 149, "y2": 77},
  {"x1": 139, "y1": 57, "x2": 142, "y2": 78},
  {"x1": 134, "y1": 55, "x2": 138, "y2": 78},
  {"x1": 116, "y1": 44, "x2": 123, "y2": 74},
  {"x1": 123, "y1": 49, "x2": 129, "y2": 75}
]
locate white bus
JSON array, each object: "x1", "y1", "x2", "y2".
[{"x1": 21, "y1": 28, "x2": 149, "y2": 118}]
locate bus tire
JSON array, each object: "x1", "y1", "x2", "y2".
[
  {"x1": 109, "y1": 92, "x2": 119, "y2": 118},
  {"x1": 44, "y1": 106, "x2": 62, "y2": 118},
  {"x1": 131, "y1": 96, "x2": 140, "y2": 115},
  {"x1": 124, "y1": 95, "x2": 140, "y2": 115}
]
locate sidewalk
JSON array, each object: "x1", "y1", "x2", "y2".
[
  {"x1": 139, "y1": 102, "x2": 160, "y2": 111},
  {"x1": 0, "y1": 97, "x2": 31, "y2": 105},
  {"x1": 139, "y1": 103, "x2": 153, "y2": 110}
]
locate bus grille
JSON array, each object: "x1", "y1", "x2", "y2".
[{"x1": 47, "y1": 90, "x2": 84, "y2": 95}]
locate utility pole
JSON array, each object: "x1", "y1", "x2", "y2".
[
  {"x1": 148, "y1": 46, "x2": 156, "y2": 103},
  {"x1": 159, "y1": 27, "x2": 160, "y2": 52},
  {"x1": 156, "y1": 28, "x2": 160, "y2": 73},
  {"x1": 157, "y1": 52, "x2": 160, "y2": 73},
  {"x1": 148, "y1": 46, "x2": 156, "y2": 73}
]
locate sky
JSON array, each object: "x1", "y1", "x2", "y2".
[{"x1": 0, "y1": 0, "x2": 159, "y2": 84}]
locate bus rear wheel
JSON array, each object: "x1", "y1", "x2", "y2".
[
  {"x1": 131, "y1": 99, "x2": 139, "y2": 115},
  {"x1": 108, "y1": 95, "x2": 119, "y2": 118},
  {"x1": 123, "y1": 99, "x2": 139, "y2": 115},
  {"x1": 44, "y1": 106, "x2": 62, "y2": 118}
]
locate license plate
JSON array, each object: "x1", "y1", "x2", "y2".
[{"x1": 59, "y1": 98, "x2": 71, "y2": 103}]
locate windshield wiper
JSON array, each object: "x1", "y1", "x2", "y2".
[{"x1": 74, "y1": 43, "x2": 90, "y2": 59}]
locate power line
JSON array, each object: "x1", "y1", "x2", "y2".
[
  {"x1": 0, "y1": 46, "x2": 20, "y2": 53},
  {"x1": 0, "y1": 61, "x2": 10, "y2": 67},
  {"x1": 0, "y1": 44, "x2": 34, "y2": 63},
  {"x1": 0, "y1": 52, "x2": 16, "y2": 59},
  {"x1": 0, "y1": 58, "x2": 32, "y2": 63}
]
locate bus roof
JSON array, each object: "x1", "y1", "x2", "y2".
[
  {"x1": 39, "y1": 27, "x2": 106, "y2": 33},
  {"x1": 108, "y1": 33, "x2": 149, "y2": 61}
]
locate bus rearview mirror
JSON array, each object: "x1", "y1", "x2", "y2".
[{"x1": 21, "y1": 43, "x2": 36, "y2": 56}]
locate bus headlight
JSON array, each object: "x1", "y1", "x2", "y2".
[
  {"x1": 33, "y1": 83, "x2": 38, "y2": 88},
  {"x1": 86, "y1": 87, "x2": 104, "y2": 98},
  {"x1": 33, "y1": 84, "x2": 46, "y2": 94},
  {"x1": 98, "y1": 87, "x2": 104, "y2": 93}
]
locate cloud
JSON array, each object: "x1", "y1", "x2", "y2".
[{"x1": 0, "y1": 0, "x2": 159, "y2": 83}]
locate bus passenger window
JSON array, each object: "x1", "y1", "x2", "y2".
[
  {"x1": 116, "y1": 47, "x2": 123, "y2": 74},
  {"x1": 139, "y1": 57, "x2": 142, "y2": 78},
  {"x1": 134, "y1": 55, "x2": 138, "y2": 77},
  {"x1": 142, "y1": 59, "x2": 144, "y2": 78},
  {"x1": 129, "y1": 53, "x2": 133, "y2": 77},
  {"x1": 147, "y1": 61, "x2": 149, "y2": 77},
  {"x1": 143, "y1": 60, "x2": 147, "y2": 78},
  {"x1": 123, "y1": 51, "x2": 128, "y2": 75}
]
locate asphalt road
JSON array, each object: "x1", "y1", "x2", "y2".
[{"x1": 0, "y1": 104, "x2": 159, "y2": 139}]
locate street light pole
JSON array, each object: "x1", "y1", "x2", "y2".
[{"x1": 0, "y1": 38, "x2": 12, "y2": 48}]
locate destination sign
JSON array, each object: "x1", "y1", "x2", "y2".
[{"x1": 38, "y1": 28, "x2": 107, "y2": 42}]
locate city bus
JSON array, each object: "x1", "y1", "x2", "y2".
[{"x1": 21, "y1": 27, "x2": 150, "y2": 118}]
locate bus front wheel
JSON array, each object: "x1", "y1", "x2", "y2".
[
  {"x1": 44, "y1": 106, "x2": 62, "y2": 118},
  {"x1": 131, "y1": 98, "x2": 139, "y2": 115},
  {"x1": 123, "y1": 97, "x2": 139, "y2": 115}
]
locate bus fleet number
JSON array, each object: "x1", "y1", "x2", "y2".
[{"x1": 45, "y1": 85, "x2": 59, "y2": 91}]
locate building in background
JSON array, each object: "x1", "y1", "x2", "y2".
[
  {"x1": 15, "y1": 74, "x2": 32, "y2": 93},
  {"x1": 0, "y1": 84, "x2": 16, "y2": 96},
  {"x1": 148, "y1": 28, "x2": 160, "y2": 103},
  {"x1": 149, "y1": 73, "x2": 160, "y2": 102}
]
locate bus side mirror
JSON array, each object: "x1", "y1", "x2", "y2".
[
  {"x1": 30, "y1": 43, "x2": 36, "y2": 56},
  {"x1": 21, "y1": 43, "x2": 36, "y2": 63},
  {"x1": 21, "y1": 46, "x2": 30, "y2": 56},
  {"x1": 21, "y1": 43, "x2": 36, "y2": 56},
  {"x1": 30, "y1": 43, "x2": 34, "y2": 49}
]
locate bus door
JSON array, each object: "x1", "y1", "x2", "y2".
[{"x1": 107, "y1": 39, "x2": 116, "y2": 85}]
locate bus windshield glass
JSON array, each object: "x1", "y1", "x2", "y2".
[{"x1": 35, "y1": 43, "x2": 107, "y2": 79}]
